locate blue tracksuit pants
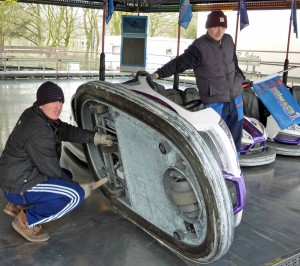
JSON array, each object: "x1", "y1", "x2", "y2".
[
  {"x1": 4, "y1": 170, "x2": 85, "y2": 227},
  {"x1": 204, "y1": 95, "x2": 244, "y2": 156}
]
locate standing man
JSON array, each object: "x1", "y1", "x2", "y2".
[
  {"x1": 0, "y1": 81, "x2": 113, "y2": 242},
  {"x1": 152, "y1": 10, "x2": 245, "y2": 156}
]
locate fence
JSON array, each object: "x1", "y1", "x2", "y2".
[{"x1": 0, "y1": 46, "x2": 300, "y2": 85}]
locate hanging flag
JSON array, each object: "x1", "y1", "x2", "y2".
[
  {"x1": 106, "y1": 0, "x2": 114, "y2": 24},
  {"x1": 238, "y1": 0, "x2": 249, "y2": 30},
  {"x1": 252, "y1": 75, "x2": 300, "y2": 130},
  {"x1": 291, "y1": 0, "x2": 298, "y2": 38},
  {"x1": 179, "y1": 0, "x2": 192, "y2": 29}
]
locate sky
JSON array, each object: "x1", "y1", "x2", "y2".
[
  {"x1": 195, "y1": 9, "x2": 300, "y2": 78},
  {"x1": 197, "y1": 10, "x2": 299, "y2": 52}
]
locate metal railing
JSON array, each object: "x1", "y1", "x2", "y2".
[{"x1": 1, "y1": 49, "x2": 299, "y2": 85}]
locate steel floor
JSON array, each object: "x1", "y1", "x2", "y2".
[{"x1": 0, "y1": 79, "x2": 300, "y2": 266}]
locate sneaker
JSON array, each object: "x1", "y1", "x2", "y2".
[
  {"x1": 3, "y1": 203, "x2": 25, "y2": 218},
  {"x1": 80, "y1": 183, "x2": 94, "y2": 199},
  {"x1": 12, "y1": 210, "x2": 50, "y2": 242}
]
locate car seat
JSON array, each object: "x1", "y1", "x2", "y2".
[
  {"x1": 242, "y1": 86, "x2": 267, "y2": 126},
  {"x1": 291, "y1": 85, "x2": 300, "y2": 105}
]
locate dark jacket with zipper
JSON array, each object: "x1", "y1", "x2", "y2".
[
  {"x1": 0, "y1": 103, "x2": 95, "y2": 194},
  {"x1": 156, "y1": 33, "x2": 245, "y2": 104}
]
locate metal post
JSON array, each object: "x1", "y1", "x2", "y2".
[
  {"x1": 173, "y1": 24, "x2": 181, "y2": 90},
  {"x1": 235, "y1": 12, "x2": 240, "y2": 48},
  {"x1": 283, "y1": 17, "x2": 292, "y2": 85},
  {"x1": 100, "y1": 2, "x2": 107, "y2": 81}
]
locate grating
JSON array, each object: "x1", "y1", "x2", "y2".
[
  {"x1": 267, "y1": 253, "x2": 300, "y2": 266},
  {"x1": 198, "y1": 131, "x2": 224, "y2": 169}
]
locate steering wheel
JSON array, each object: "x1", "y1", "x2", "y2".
[
  {"x1": 182, "y1": 99, "x2": 203, "y2": 110},
  {"x1": 136, "y1": 71, "x2": 160, "y2": 92}
]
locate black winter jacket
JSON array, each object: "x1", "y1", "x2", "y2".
[
  {"x1": 156, "y1": 33, "x2": 245, "y2": 104},
  {"x1": 0, "y1": 103, "x2": 95, "y2": 193}
]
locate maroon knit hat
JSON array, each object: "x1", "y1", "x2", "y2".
[
  {"x1": 205, "y1": 10, "x2": 227, "y2": 29},
  {"x1": 36, "y1": 81, "x2": 64, "y2": 106}
]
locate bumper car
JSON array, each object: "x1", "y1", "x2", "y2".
[
  {"x1": 240, "y1": 116, "x2": 276, "y2": 167},
  {"x1": 242, "y1": 84, "x2": 300, "y2": 156},
  {"x1": 66, "y1": 72, "x2": 246, "y2": 263},
  {"x1": 140, "y1": 80, "x2": 276, "y2": 167}
]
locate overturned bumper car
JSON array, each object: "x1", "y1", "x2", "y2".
[{"x1": 70, "y1": 72, "x2": 246, "y2": 263}]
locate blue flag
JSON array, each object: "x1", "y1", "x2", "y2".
[
  {"x1": 253, "y1": 75, "x2": 300, "y2": 130},
  {"x1": 179, "y1": 0, "x2": 192, "y2": 29},
  {"x1": 238, "y1": 0, "x2": 249, "y2": 30},
  {"x1": 291, "y1": 0, "x2": 298, "y2": 38},
  {"x1": 106, "y1": 0, "x2": 114, "y2": 24}
]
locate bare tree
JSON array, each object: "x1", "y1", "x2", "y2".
[
  {"x1": 106, "y1": 11, "x2": 197, "y2": 40},
  {"x1": 19, "y1": 4, "x2": 45, "y2": 46},
  {"x1": 63, "y1": 7, "x2": 79, "y2": 47},
  {"x1": 83, "y1": 9, "x2": 100, "y2": 60},
  {"x1": 43, "y1": 6, "x2": 65, "y2": 47},
  {"x1": 0, "y1": 2, "x2": 26, "y2": 46},
  {"x1": 9, "y1": 4, "x2": 78, "y2": 48},
  {"x1": 148, "y1": 13, "x2": 176, "y2": 37},
  {"x1": 181, "y1": 13, "x2": 198, "y2": 39},
  {"x1": 148, "y1": 12, "x2": 197, "y2": 39},
  {"x1": 107, "y1": 11, "x2": 131, "y2": 36},
  {"x1": 92, "y1": 10, "x2": 100, "y2": 60},
  {"x1": 0, "y1": 3, "x2": 196, "y2": 56}
]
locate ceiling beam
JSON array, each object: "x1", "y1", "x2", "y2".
[
  {"x1": 1, "y1": 0, "x2": 299, "y2": 12},
  {"x1": 192, "y1": 1, "x2": 300, "y2": 11}
]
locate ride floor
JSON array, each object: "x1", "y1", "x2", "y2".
[{"x1": 0, "y1": 79, "x2": 300, "y2": 266}]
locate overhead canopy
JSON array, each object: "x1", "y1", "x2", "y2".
[{"x1": 4, "y1": 0, "x2": 300, "y2": 12}]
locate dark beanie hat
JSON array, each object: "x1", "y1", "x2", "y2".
[
  {"x1": 205, "y1": 10, "x2": 227, "y2": 29},
  {"x1": 36, "y1": 81, "x2": 64, "y2": 106}
]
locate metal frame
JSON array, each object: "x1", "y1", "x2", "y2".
[{"x1": 1, "y1": 0, "x2": 300, "y2": 12}]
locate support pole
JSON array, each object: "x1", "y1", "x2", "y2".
[
  {"x1": 283, "y1": 17, "x2": 292, "y2": 85},
  {"x1": 234, "y1": 12, "x2": 240, "y2": 48},
  {"x1": 100, "y1": 2, "x2": 107, "y2": 81},
  {"x1": 173, "y1": 24, "x2": 181, "y2": 90}
]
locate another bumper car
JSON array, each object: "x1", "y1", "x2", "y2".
[
  {"x1": 240, "y1": 116, "x2": 276, "y2": 167},
  {"x1": 242, "y1": 84, "x2": 300, "y2": 156}
]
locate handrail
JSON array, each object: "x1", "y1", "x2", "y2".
[
  {"x1": 1, "y1": 56, "x2": 298, "y2": 72},
  {"x1": 1, "y1": 50, "x2": 300, "y2": 86},
  {"x1": 0, "y1": 46, "x2": 68, "y2": 55}
]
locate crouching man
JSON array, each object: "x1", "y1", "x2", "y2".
[{"x1": 0, "y1": 81, "x2": 113, "y2": 242}]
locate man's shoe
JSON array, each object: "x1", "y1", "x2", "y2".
[
  {"x1": 3, "y1": 203, "x2": 25, "y2": 218},
  {"x1": 12, "y1": 210, "x2": 50, "y2": 242}
]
